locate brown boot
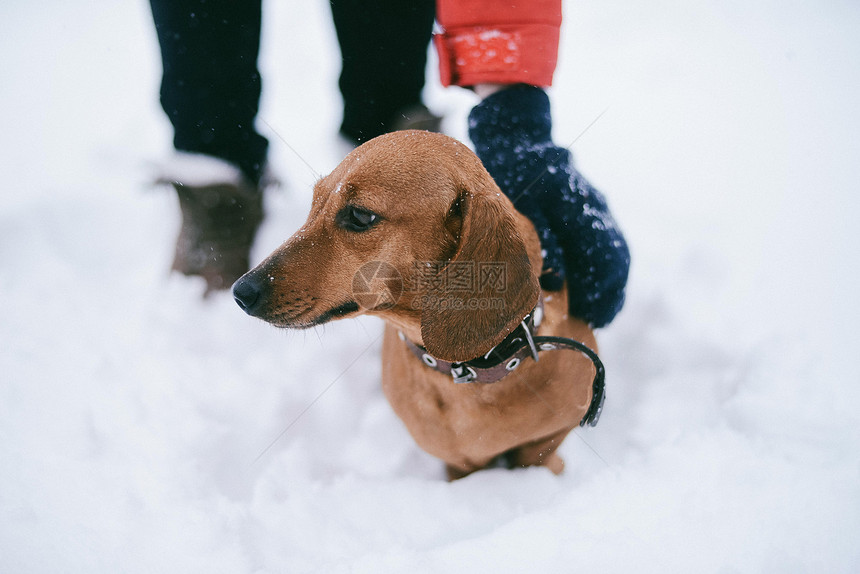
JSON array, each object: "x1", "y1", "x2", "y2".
[
  {"x1": 390, "y1": 104, "x2": 443, "y2": 134},
  {"x1": 170, "y1": 180, "x2": 264, "y2": 296}
]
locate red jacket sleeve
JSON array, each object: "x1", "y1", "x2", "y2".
[{"x1": 434, "y1": 0, "x2": 562, "y2": 88}]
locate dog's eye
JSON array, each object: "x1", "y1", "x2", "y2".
[{"x1": 337, "y1": 205, "x2": 379, "y2": 232}]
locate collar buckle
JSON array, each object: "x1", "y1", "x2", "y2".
[
  {"x1": 450, "y1": 363, "x2": 478, "y2": 384},
  {"x1": 520, "y1": 318, "x2": 540, "y2": 363}
]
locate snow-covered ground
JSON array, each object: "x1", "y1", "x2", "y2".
[{"x1": 2, "y1": 1, "x2": 859, "y2": 572}]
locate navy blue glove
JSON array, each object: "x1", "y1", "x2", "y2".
[{"x1": 468, "y1": 84, "x2": 630, "y2": 328}]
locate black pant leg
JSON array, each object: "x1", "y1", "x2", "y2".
[
  {"x1": 150, "y1": 0, "x2": 268, "y2": 184},
  {"x1": 330, "y1": 0, "x2": 436, "y2": 143}
]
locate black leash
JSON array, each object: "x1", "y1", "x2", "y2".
[
  {"x1": 530, "y1": 335, "x2": 606, "y2": 427},
  {"x1": 402, "y1": 329, "x2": 606, "y2": 428}
]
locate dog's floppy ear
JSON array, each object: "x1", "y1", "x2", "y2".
[{"x1": 420, "y1": 184, "x2": 540, "y2": 362}]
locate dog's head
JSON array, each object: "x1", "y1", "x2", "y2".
[{"x1": 233, "y1": 130, "x2": 541, "y2": 362}]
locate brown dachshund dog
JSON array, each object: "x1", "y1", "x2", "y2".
[{"x1": 233, "y1": 130, "x2": 598, "y2": 479}]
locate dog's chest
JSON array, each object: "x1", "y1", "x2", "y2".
[{"x1": 379, "y1": 325, "x2": 590, "y2": 463}]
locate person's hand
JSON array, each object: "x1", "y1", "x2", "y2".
[{"x1": 468, "y1": 84, "x2": 630, "y2": 327}]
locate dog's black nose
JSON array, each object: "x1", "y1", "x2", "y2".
[{"x1": 232, "y1": 276, "x2": 262, "y2": 314}]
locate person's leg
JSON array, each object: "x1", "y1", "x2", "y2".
[
  {"x1": 150, "y1": 0, "x2": 268, "y2": 294},
  {"x1": 150, "y1": 0, "x2": 268, "y2": 184},
  {"x1": 330, "y1": 0, "x2": 437, "y2": 143}
]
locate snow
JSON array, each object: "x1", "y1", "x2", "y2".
[
  {"x1": 150, "y1": 152, "x2": 247, "y2": 188},
  {"x1": 2, "y1": 0, "x2": 859, "y2": 572}
]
